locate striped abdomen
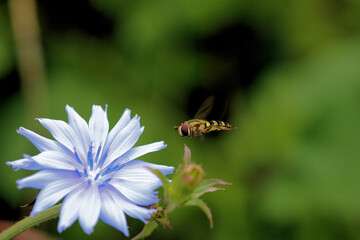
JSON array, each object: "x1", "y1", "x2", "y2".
[
  {"x1": 174, "y1": 119, "x2": 235, "y2": 137},
  {"x1": 202, "y1": 120, "x2": 234, "y2": 133},
  {"x1": 204, "y1": 120, "x2": 232, "y2": 129}
]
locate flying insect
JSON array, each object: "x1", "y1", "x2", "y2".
[{"x1": 174, "y1": 96, "x2": 235, "y2": 137}]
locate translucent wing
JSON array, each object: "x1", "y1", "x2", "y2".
[{"x1": 194, "y1": 95, "x2": 215, "y2": 119}]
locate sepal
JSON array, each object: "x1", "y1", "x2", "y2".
[
  {"x1": 184, "y1": 198, "x2": 213, "y2": 228},
  {"x1": 137, "y1": 144, "x2": 230, "y2": 238},
  {"x1": 192, "y1": 178, "x2": 231, "y2": 199}
]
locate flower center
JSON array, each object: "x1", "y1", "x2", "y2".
[{"x1": 74, "y1": 143, "x2": 124, "y2": 187}]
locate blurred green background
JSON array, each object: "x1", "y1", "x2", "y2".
[{"x1": 1, "y1": 0, "x2": 360, "y2": 239}]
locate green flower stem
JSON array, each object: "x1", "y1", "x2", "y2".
[{"x1": 0, "y1": 204, "x2": 62, "y2": 240}]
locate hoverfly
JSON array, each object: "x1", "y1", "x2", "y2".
[{"x1": 174, "y1": 96, "x2": 236, "y2": 137}]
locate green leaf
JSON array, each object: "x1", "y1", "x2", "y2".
[
  {"x1": 185, "y1": 198, "x2": 213, "y2": 228},
  {"x1": 131, "y1": 220, "x2": 158, "y2": 240},
  {"x1": 172, "y1": 144, "x2": 192, "y2": 181},
  {"x1": 192, "y1": 178, "x2": 231, "y2": 199}
]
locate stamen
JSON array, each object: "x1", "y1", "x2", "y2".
[
  {"x1": 87, "y1": 144, "x2": 94, "y2": 171},
  {"x1": 108, "y1": 164, "x2": 120, "y2": 174},
  {"x1": 98, "y1": 178, "x2": 112, "y2": 188},
  {"x1": 88, "y1": 179, "x2": 91, "y2": 185},
  {"x1": 99, "y1": 159, "x2": 119, "y2": 176},
  {"x1": 94, "y1": 144, "x2": 102, "y2": 164},
  {"x1": 99, "y1": 156, "x2": 126, "y2": 177},
  {"x1": 102, "y1": 178, "x2": 112, "y2": 185},
  {"x1": 75, "y1": 169, "x2": 82, "y2": 177},
  {"x1": 74, "y1": 150, "x2": 83, "y2": 165},
  {"x1": 113, "y1": 164, "x2": 125, "y2": 172},
  {"x1": 84, "y1": 168, "x2": 88, "y2": 177},
  {"x1": 100, "y1": 165, "x2": 113, "y2": 176},
  {"x1": 94, "y1": 173, "x2": 100, "y2": 181},
  {"x1": 98, "y1": 149, "x2": 109, "y2": 169}
]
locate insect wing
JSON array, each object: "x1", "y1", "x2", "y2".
[{"x1": 194, "y1": 95, "x2": 215, "y2": 119}]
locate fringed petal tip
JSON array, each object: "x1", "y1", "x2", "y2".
[
  {"x1": 91, "y1": 104, "x2": 107, "y2": 113},
  {"x1": 15, "y1": 179, "x2": 22, "y2": 188},
  {"x1": 6, "y1": 157, "x2": 42, "y2": 171},
  {"x1": 119, "y1": 108, "x2": 131, "y2": 119},
  {"x1": 155, "y1": 165, "x2": 175, "y2": 176},
  {"x1": 16, "y1": 127, "x2": 33, "y2": 139},
  {"x1": 6, "y1": 161, "x2": 19, "y2": 171},
  {"x1": 154, "y1": 141, "x2": 167, "y2": 151},
  {"x1": 16, "y1": 127, "x2": 25, "y2": 134},
  {"x1": 141, "y1": 163, "x2": 175, "y2": 177},
  {"x1": 142, "y1": 209, "x2": 157, "y2": 224}
]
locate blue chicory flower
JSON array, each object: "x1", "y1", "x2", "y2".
[{"x1": 7, "y1": 105, "x2": 174, "y2": 236}]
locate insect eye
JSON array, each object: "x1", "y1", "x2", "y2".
[{"x1": 181, "y1": 123, "x2": 189, "y2": 136}]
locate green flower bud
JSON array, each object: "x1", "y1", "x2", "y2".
[
  {"x1": 180, "y1": 164, "x2": 204, "y2": 189},
  {"x1": 167, "y1": 164, "x2": 204, "y2": 210}
]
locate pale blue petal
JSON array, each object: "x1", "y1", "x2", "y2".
[
  {"x1": 66, "y1": 105, "x2": 91, "y2": 155},
  {"x1": 78, "y1": 185, "x2": 101, "y2": 234},
  {"x1": 120, "y1": 160, "x2": 174, "y2": 177},
  {"x1": 6, "y1": 156, "x2": 42, "y2": 171},
  {"x1": 104, "y1": 117, "x2": 144, "y2": 166},
  {"x1": 123, "y1": 203, "x2": 156, "y2": 224},
  {"x1": 58, "y1": 186, "x2": 84, "y2": 233},
  {"x1": 17, "y1": 127, "x2": 70, "y2": 153},
  {"x1": 116, "y1": 141, "x2": 167, "y2": 165},
  {"x1": 30, "y1": 178, "x2": 84, "y2": 216},
  {"x1": 89, "y1": 105, "x2": 109, "y2": 157},
  {"x1": 106, "y1": 186, "x2": 156, "y2": 223},
  {"x1": 109, "y1": 179, "x2": 159, "y2": 206},
  {"x1": 113, "y1": 160, "x2": 173, "y2": 190},
  {"x1": 110, "y1": 160, "x2": 173, "y2": 205},
  {"x1": 99, "y1": 187, "x2": 129, "y2": 236},
  {"x1": 114, "y1": 162, "x2": 164, "y2": 185},
  {"x1": 103, "y1": 109, "x2": 131, "y2": 153},
  {"x1": 17, "y1": 169, "x2": 79, "y2": 189},
  {"x1": 31, "y1": 151, "x2": 79, "y2": 170},
  {"x1": 37, "y1": 118, "x2": 87, "y2": 161}
]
